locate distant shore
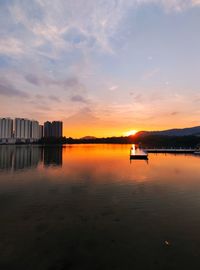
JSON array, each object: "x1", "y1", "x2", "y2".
[{"x1": 1, "y1": 134, "x2": 200, "y2": 149}]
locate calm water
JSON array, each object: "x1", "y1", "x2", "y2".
[{"x1": 1, "y1": 144, "x2": 200, "y2": 270}]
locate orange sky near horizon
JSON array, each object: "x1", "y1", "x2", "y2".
[{"x1": 62, "y1": 119, "x2": 199, "y2": 138}]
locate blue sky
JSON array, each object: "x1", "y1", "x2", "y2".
[{"x1": 0, "y1": 0, "x2": 200, "y2": 137}]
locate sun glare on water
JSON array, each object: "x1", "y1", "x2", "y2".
[{"x1": 124, "y1": 130, "x2": 138, "y2": 136}]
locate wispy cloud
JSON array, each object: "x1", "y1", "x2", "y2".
[
  {"x1": 171, "y1": 111, "x2": 179, "y2": 115},
  {"x1": 25, "y1": 73, "x2": 85, "y2": 92},
  {"x1": 109, "y1": 85, "x2": 119, "y2": 91},
  {"x1": 1, "y1": 0, "x2": 199, "y2": 61},
  {"x1": 71, "y1": 95, "x2": 88, "y2": 104},
  {"x1": 25, "y1": 74, "x2": 40, "y2": 85},
  {"x1": 142, "y1": 68, "x2": 160, "y2": 80},
  {"x1": 48, "y1": 95, "x2": 60, "y2": 102},
  {"x1": 0, "y1": 38, "x2": 25, "y2": 56},
  {"x1": 192, "y1": 0, "x2": 200, "y2": 6},
  {"x1": 0, "y1": 78, "x2": 29, "y2": 98}
]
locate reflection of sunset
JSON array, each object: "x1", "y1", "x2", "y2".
[
  {"x1": 2, "y1": 145, "x2": 200, "y2": 186},
  {"x1": 34, "y1": 145, "x2": 200, "y2": 185}
]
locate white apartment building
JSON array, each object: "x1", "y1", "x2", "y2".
[
  {"x1": 31, "y1": 120, "x2": 40, "y2": 140},
  {"x1": 15, "y1": 118, "x2": 31, "y2": 139},
  {"x1": 0, "y1": 118, "x2": 13, "y2": 139},
  {"x1": 0, "y1": 117, "x2": 43, "y2": 143},
  {"x1": 15, "y1": 118, "x2": 41, "y2": 141}
]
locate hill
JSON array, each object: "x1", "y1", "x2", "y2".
[{"x1": 138, "y1": 126, "x2": 200, "y2": 137}]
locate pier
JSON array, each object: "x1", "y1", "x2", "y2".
[{"x1": 145, "y1": 149, "x2": 196, "y2": 154}]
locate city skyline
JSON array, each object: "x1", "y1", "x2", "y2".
[
  {"x1": 0, "y1": 117, "x2": 63, "y2": 142},
  {"x1": 0, "y1": 1, "x2": 200, "y2": 137}
]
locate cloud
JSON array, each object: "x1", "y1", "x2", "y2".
[
  {"x1": 35, "y1": 94, "x2": 45, "y2": 99},
  {"x1": 0, "y1": 78, "x2": 29, "y2": 98},
  {"x1": 63, "y1": 77, "x2": 83, "y2": 89},
  {"x1": 36, "y1": 104, "x2": 51, "y2": 111},
  {"x1": 142, "y1": 68, "x2": 160, "y2": 80},
  {"x1": 0, "y1": 0, "x2": 198, "y2": 72},
  {"x1": 64, "y1": 107, "x2": 98, "y2": 124},
  {"x1": 171, "y1": 111, "x2": 179, "y2": 115},
  {"x1": 135, "y1": 0, "x2": 200, "y2": 12},
  {"x1": 109, "y1": 85, "x2": 119, "y2": 91},
  {"x1": 192, "y1": 0, "x2": 200, "y2": 5},
  {"x1": 25, "y1": 74, "x2": 40, "y2": 85},
  {"x1": 25, "y1": 73, "x2": 85, "y2": 92},
  {"x1": 1, "y1": 0, "x2": 198, "y2": 63},
  {"x1": 0, "y1": 38, "x2": 25, "y2": 56},
  {"x1": 49, "y1": 95, "x2": 60, "y2": 102},
  {"x1": 71, "y1": 95, "x2": 88, "y2": 103},
  {"x1": 133, "y1": 93, "x2": 144, "y2": 103}
]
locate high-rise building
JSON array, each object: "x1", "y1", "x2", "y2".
[
  {"x1": 0, "y1": 117, "x2": 61, "y2": 143},
  {"x1": 0, "y1": 118, "x2": 13, "y2": 139},
  {"x1": 14, "y1": 118, "x2": 41, "y2": 141},
  {"x1": 39, "y1": 125, "x2": 43, "y2": 139},
  {"x1": 44, "y1": 121, "x2": 63, "y2": 138},
  {"x1": 15, "y1": 118, "x2": 31, "y2": 139},
  {"x1": 31, "y1": 120, "x2": 40, "y2": 140},
  {"x1": 44, "y1": 121, "x2": 52, "y2": 137},
  {"x1": 52, "y1": 121, "x2": 63, "y2": 137}
]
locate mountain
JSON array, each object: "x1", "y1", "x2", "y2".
[{"x1": 138, "y1": 126, "x2": 200, "y2": 137}]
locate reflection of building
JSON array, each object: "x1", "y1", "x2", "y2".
[
  {"x1": 44, "y1": 146, "x2": 63, "y2": 167},
  {"x1": 0, "y1": 146, "x2": 63, "y2": 171},
  {"x1": 0, "y1": 146, "x2": 43, "y2": 171},
  {"x1": 39, "y1": 125, "x2": 43, "y2": 139},
  {"x1": 0, "y1": 146, "x2": 14, "y2": 170},
  {"x1": 0, "y1": 118, "x2": 13, "y2": 143},
  {"x1": 44, "y1": 121, "x2": 63, "y2": 138},
  {"x1": 13, "y1": 146, "x2": 43, "y2": 171}
]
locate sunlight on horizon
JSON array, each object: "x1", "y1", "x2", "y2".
[{"x1": 123, "y1": 130, "x2": 138, "y2": 137}]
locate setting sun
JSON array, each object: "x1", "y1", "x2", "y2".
[{"x1": 123, "y1": 130, "x2": 138, "y2": 136}]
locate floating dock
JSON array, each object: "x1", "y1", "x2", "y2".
[
  {"x1": 130, "y1": 154, "x2": 148, "y2": 160},
  {"x1": 130, "y1": 145, "x2": 148, "y2": 160}
]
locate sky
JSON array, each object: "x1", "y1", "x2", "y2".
[{"x1": 0, "y1": 0, "x2": 200, "y2": 138}]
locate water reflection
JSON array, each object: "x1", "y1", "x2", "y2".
[
  {"x1": 1, "y1": 145, "x2": 200, "y2": 269},
  {"x1": 0, "y1": 145, "x2": 63, "y2": 171},
  {"x1": 44, "y1": 146, "x2": 62, "y2": 167}
]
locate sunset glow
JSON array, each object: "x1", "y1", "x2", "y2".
[{"x1": 123, "y1": 130, "x2": 138, "y2": 137}]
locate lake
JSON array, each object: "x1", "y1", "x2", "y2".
[{"x1": 0, "y1": 144, "x2": 200, "y2": 270}]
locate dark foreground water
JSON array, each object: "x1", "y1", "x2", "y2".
[{"x1": 0, "y1": 144, "x2": 200, "y2": 270}]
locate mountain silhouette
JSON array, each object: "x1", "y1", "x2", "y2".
[{"x1": 138, "y1": 126, "x2": 200, "y2": 137}]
